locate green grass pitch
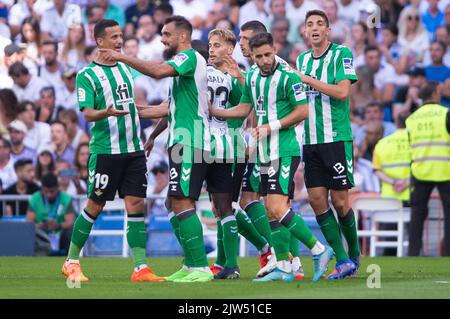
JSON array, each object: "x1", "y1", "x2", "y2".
[{"x1": 0, "y1": 257, "x2": 449, "y2": 299}]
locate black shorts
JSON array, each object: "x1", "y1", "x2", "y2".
[
  {"x1": 241, "y1": 159, "x2": 261, "y2": 194},
  {"x1": 260, "y1": 156, "x2": 300, "y2": 199},
  {"x1": 206, "y1": 162, "x2": 233, "y2": 194},
  {"x1": 303, "y1": 141, "x2": 355, "y2": 190},
  {"x1": 167, "y1": 144, "x2": 208, "y2": 201},
  {"x1": 87, "y1": 151, "x2": 147, "y2": 202},
  {"x1": 231, "y1": 161, "x2": 247, "y2": 202}
]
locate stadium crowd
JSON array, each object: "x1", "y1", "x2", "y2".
[{"x1": 0, "y1": 0, "x2": 449, "y2": 256}]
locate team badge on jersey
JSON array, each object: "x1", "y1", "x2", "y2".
[
  {"x1": 78, "y1": 88, "x2": 85, "y2": 102},
  {"x1": 292, "y1": 83, "x2": 306, "y2": 101},
  {"x1": 173, "y1": 53, "x2": 189, "y2": 67},
  {"x1": 343, "y1": 58, "x2": 355, "y2": 75}
]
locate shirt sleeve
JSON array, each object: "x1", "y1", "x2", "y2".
[
  {"x1": 165, "y1": 51, "x2": 195, "y2": 77},
  {"x1": 372, "y1": 145, "x2": 381, "y2": 170},
  {"x1": 286, "y1": 72, "x2": 307, "y2": 107},
  {"x1": 228, "y1": 77, "x2": 243, "y2": 107},
  {"x1": 76, "y1": 70, "x2": 95, "y2": 111},
  {"x1": 239, "y1": 73, "x2": 252, "y2": 104},
  {"x1": 336, "y1": 46, "x2": 358, "y2": 84}
]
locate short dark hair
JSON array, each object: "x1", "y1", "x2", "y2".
[
  {"x1": 419, "y1": 81, "x2": 440, "y2": 102},
  {"x1": 432, "y1": 40, "x2": 447, "y2": 51},
  {"x1": 249, "y1": 32, "x2": 273, "y2": 51},
  {"x1": 191, "y1": 39, "x2": 209, "y2": 62},
  {"x1": 8, "y1": 62, "x2": 29, "y2": 77},
  {"x1": 41, "y1": 173, "x2": 58, "y2": 188},
  {"x1": 366, "y1": 101, "x2": 383, "y2": 111},
  {"x1": 0, "y1": 137, "x2": 11, "y2": 149},
  {"x1": 364, "y1": 44, "x2": 380, "y2": 55},
  {"x1": 124, "y1": 36, "x2": 139, "y2": 45},
  {"x1": 84, "y1": 45, "x2": 97, "y2": 57},
  {"x1": 155, "y1": 3, "x2": 174, "y2": 15},
  {"x1": 51, "y1": 120, "x2": 67, "y2": 132},
  {"x1": 14, "y1": 159, "x2": 33, "y2": 171},
  {"x1": 40, "y1": 86, "x2": 55, "y2": 97},
  {"x1": 305, "y1": 10, "x2": 330, "y2": 27},
  {"x1": 58, "y1": 108, "x2": 78, "y2": 123},
  {"x1": 240, "y1": 20, "x2": 267, "y2": 33},
  {"x1": 17, "y1": 100, "x2": 36, "y2": 113},
  {"x1": 94, "y1": 19, "x2": 120, "y2": 41},
  {"x1": 86, "y1": 3, "x2": 104, "y2": 18},
  {"x1": 164, "y1": 15, "x2": 193, "y2": 36},
  {"x1": 42, "y1": 40, "x2": 58, "y2": 52},
  {"x1": 384, "y1": 23, "x2": 398, "y2": 36}
]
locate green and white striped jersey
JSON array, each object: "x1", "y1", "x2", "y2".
[
  {"x1": 207, "y1": 65, "x2": 245, "y2": 160},
  {"x1": 241, "y1": 62, "x2": 307, "y2": 163},
  {"x1": 296, "y1": 43, "x2": 358, "y2": 145},
  {"x1": 165, "y1": 49, "x2": 211, "y2": 151},
  {"x1": 76, "y1": 61, "x2": 143, "y2": 155},
  {"x1": 250, "y1": 55, "x2": 290, "y2": 71}
]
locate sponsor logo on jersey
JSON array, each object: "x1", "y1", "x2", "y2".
[
  {"x1": 333, "y1": 162, "x2": 345, "y2": 175},
  {"x1": 292, "y1": 83, "x2": 306, "y2": 101},
  {"x1": 343, "y1": 58, "x2": 355, "y2": 75},
  {"x1": 173, "y1": 53, "x2": 189, "y2": 67},
  {"x1": 170, "y1": 168, "x2": 178, "y2": 180},
  {"x1": 94, "y1": 188, "x2": 103, "y2": 197},
  {"x1": 78, "y1": 88, "x2": 86, "y2": 102},
  {"x1": 268, "y1": 166, "x2": 276, "y2": 178},
  {"x1": 116, "y1": 83, "x2": 133, "y2": 105}
]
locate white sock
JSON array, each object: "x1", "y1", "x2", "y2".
[
  {"x1": 291, "y1": 256, "x2": 302, "y2": 272},
  {"x1": 310, "y1": 241, "x2": 326, "y2": 256},
  {"x1": 276, "y1": 260, "x2": 292, "y2": 273},
  {"x1": 190, "y1": 267, "x2": 211, "y2": 273},
  {"x1": 67, "y1": 259, "x2": 79, "y2": 264},
  {"x1": 134, "y1": 264, "x2": 148, "y2": 272},
  {"x1": 258, "y1": 244, "x2": 270, "y2": 255}
]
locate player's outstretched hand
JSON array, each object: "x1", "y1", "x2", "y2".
[
  {"x1": 105, "y1": 104, "x2": 129, "y2": 117},
  {"x1": 252, "y1": 124, "x2": 271, "y2": 141},
  {"x1": 98, "y1": 48, "x2": 121, "y2": 63},
  {"x1": 144, "y1": 137, "x2": 155, "y2": 157},
  {"x1": 223, "y1": 55, "x2": 244, "y2": 82}
]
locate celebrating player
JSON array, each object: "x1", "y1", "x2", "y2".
[
  {"x1": 211, "y1": 32, "x2": 334, "y2": 282},
  {"x1": 296, "y1": 10, "x2": 360, "y2": 279},
  {"x1": 62, "y1": 19, "x2": 165, "y2": 283}
]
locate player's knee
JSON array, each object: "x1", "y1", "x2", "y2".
[
  {"x1": 331, "y1": 198, "x2": 346, "y2": 215},
  {"x1": 86, "y1": 199, "x2": 105, "y2": 217}
]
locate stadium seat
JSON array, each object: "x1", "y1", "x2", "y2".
[
  {"x1": 147, "y1": 214, "x2": 183, "y2": 256},
  {"x1": 0, "y1": 220, "x2": 35, "y2": 256},
  {"x1": 353, "y1": 196, "x2": 410, "y2": 257}
]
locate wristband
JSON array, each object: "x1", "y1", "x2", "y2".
[{"x1": 269, "y1": 120, "x2": 282, "y2": 132}]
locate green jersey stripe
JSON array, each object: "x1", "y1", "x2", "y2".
[
  {"x1": 267, "y1": 70, "x2": 282, "y2": 163},
  {"x1": 320, "y1": 50, "x2": 334, "y2": 143},
  {"x1": 193, "y1": 51, "x2": 211, "y2": 151}
]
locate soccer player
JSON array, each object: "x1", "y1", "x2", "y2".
[
  {"x1": 239, "y1": 20, "x2": 303, "y2": 279},
  {"x1": 62, "y1": 19, "x2": 165, "y2": 283},
  {"x1": 211, "y1": 32, "x2": 334, "y2": 282},
  {"x1": 296, "y1": 10, "x2": 360, "y2": 279},
  {"x1": 99, "y1": 16, "x2": 213, "y2": 283}
]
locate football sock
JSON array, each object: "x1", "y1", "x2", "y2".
[
  {"x1": 245, "y1": 201, "x2": 273, "y2": 247},
  {"x1": 316, "y1": 208, "x2": 349, "y2": 262},
  {"x1": 279, "y1": 209, "x2": 318, "y2": 250},
  {"x1": 67, "y1": 209, "x2": 96, "y2": 260},
  {"x1": 234, "y1": 209, "x2": 267, "y2": 251},
  {"x1": 169, "y1": 212, "x2": 194, "y2": 267},
  {"x1": 338, "y1": 208, "x2": 361, "y2": 259},
  {"x1": 290, "y1": 234, "x2": 300, "y2": 258},
  {"x1": 291, "y1": 256, "x2": 303, "y2": 272},
  {"x1": 270, "y1": 220, "x2": 290, "y2": 262},
  {"x1": 177, "y1": 209, "x2": 208, "y2": 267},
  {"x1": 221, "y1": 214, "x2": 239, "y2": 268},
  {"x1": 126, "y1": 213, "x2": 147, "y2": 268},
  {"x1": 215, "y1": 218, "x2": 226, "y2": 267}
]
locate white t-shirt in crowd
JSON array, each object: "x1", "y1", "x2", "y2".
[
  {"x1": 374, "y1": 62, "x2": 398, "y2": 91},
  {"x1": 40, "y1": 4, "x2": 82, "y2": 41},
  {"x1": 12, "y1": 75, "x2": 49, "y2": 103},
  {"x1": 138, "y1": 36, "x2": 165, "y2": 62},
  {"x1": 8, "y1": 0, "x2": 52, "y2": 28},
  {"x1": 0, "y1": 158, "x2": 18, "y2": 190},
  {"x1": 239, "y1": 0, "x2": 269, "y2": 27},
  {"x1": 24, "y1": 121, "x2": 52, "y2": 152},
  {"x1": 337, "y1": 0, "x2": 362, "y2": 24}
]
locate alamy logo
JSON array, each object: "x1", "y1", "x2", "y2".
[{"x1": 333, "y1": 162, "x2": 345, "y2": 174}]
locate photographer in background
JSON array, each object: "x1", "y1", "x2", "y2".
[{"x1": 55, "y1": 158, "x2": 86, "y2": 196}]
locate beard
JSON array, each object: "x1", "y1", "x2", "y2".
[{"x1": 163, "y1": 45, "x2": 178, "y2": 61}]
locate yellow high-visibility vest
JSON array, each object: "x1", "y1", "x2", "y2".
[
  {"x1": 374, "y1": 129, "x2": 411, "y2": 201},
  {"x1": 406, "y1": 103, "x2": 450, "y2": 182}
]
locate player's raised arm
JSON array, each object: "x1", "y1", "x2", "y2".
[
  {"x1": 210, "y1": 102, "x2": 252, "y2": 119},
  {"x1": 298, "y1": 74, "x2": 351, "y2": 102},
  {"x1": 136, "y1": 101, "x2": 169, "y2": 119}
]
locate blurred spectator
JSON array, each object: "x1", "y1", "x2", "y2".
[
  {"x1": 3, "y1": 159, "x2": 40, "y2": 216},
  {"x1": 19, "y1": 16, "x2": 41, "y2": 65},
  {"x1": 350, "y1": 141, "x2": 380, "y2": 195},
  {"x1": 8, "y1": 0, "x2": 51, "y2": 39},
  {"x1": 336, "y1": 0, "x2": 360, "y2": 25},
  {"x1": 377, "y1": 0, "x2": 404, "y2": 27},
  {"x1": 322, "y1": 0, "x2": 349, "y2": 44},
  {"x1": 0, "y1": 137, "x2": 17, "y2": 190},
  {"x1": 16, "y1": 100, "x2": 52, "y2": 152},
  {"x1": 147, "y1": 160, "x2": 169, "y2": 214},
  {"x1": 84, "y1": 45, "x2": 97, "y2": 64},
  {"x1": 200, "y1": 1, "x2": 232, "y2": 44},
  {"x1": 35, "y1": 149, "x2": 55, "y2": 182},
  {"x1": 84, "y1": 3, "x2": 105, "y2": 46},
  {"x1": 0, "y1": 88, "x2": 18, "y2": 136},
  {"x1": 349, "y1": 22, "x2": 369, "y2": 68},
  {"x1": 239, "y1": 0, "x2": 268, "y2": 28},
  {"x1": 362, "y1": 45, "x2": 397, "y2": 107},
  {"x1": 59, "y1": 66, "x2": 78, "y2": 111},
  {"x1": 358, "y1": 120, "x2": 384, "y2": 161},
  {"x1": 26, "y1": 173, "x2": 76, "y2": 255},
  {"x1": 55, "y1": 158, "x2": 86, "y2": 195},
  {"x1": 392, "y1": 66, "x2": 426, "y2": 122},
  {"x1": 355, "y1": 101, "x2": 396, "y2": 146},
  {"x1": 51, "y1": 121, "x2": 75, "y2": 164},
  {"x1": 445, "y1": 3, "x2": 450, "y2": 26},
  {"x1": 271, "y1": 17, "x2": 293, "y2": 62},
  {"x1": 3, "y1": 43, "x2": 38, "y2": 77},
  {"x1": 36, "y1": 86, "x2": 61, "y2": 124},
  {"x1": 60, "y1": 23, "x2": 86, "y2": 70},
  {"x1": 173, "y1": 0, "x2": 213, "y2": 39},
  {"x1": 92, "y1": 0, "x2": 125, "y2": 29},
  {"x1": 73, "y1": 142, "x2": 89, "y2": 186},
  {"x1": 124, "y1": 0, "x2": 155, "y2": 37},
  {"x1": 373, "y1": 111, "x2": 411, "y2": 203},
  {"x1": 40, "y1": 0, "x2": 82, "y2": 42},
  {"x1": 9, "y1": 62, "x2": 49, "y2": 103},
  {"x1": 423, "y1": 25, "x2": 450, "y2": 67},
  {"x1": 136, "y1": 15, "x2": 164, "y2": 62},
  {"x1": 422, "y1": 0, "x2": 444, "y2": 39},
  {"x1": 286, "y1": 0, "x2": 320, "y2": 44},
  {"x1": 7, "y1": 120, "x2": 37, "y2": 165},
  {"x1": 218, "y1": 0, "x2": 240, "y2": 27},
  {"x1": 153, "y1": 2, "x2": 173, "y2": 34},
  {"x1": 397, "y1": 6, "x2": 430, "y2": 72},
  {"x1": 58, "y1": 109, "x2": 89, "y2": 150},
  {"x1": 406, "y1": 81, "x2": 450, "y2": 256},
  {"x1": 39, "y1": 41, "x2": 65, "y2": 101},
  {"x1": 378, "y1": 24, "x2": 402, "y2": 74},
  {"x1": 351, "y1": 66, "x2": 380, "y2": 121},
  {"x1": 424, "y1": 41, "x2": 450, "y2": 107}
]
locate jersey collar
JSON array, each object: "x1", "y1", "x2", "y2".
[
  {"x1": 260, "y1": 62, "x2": 280, "y2": 77},
  {"x1": 93, "y1": 60, "x2": 118, "y2": 67},
  {"x1": 312, "y1": 42, "x2": 333, "y2": 60}
]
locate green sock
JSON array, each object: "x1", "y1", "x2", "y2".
[
  {"x1": 316, "y1": 208, "x2": 349, "y2": 262},
  {"x1": 68, "y1": 209, "x2": 95, "y2": 260},
  {"x1": 221, "y1": 214, "x2": 239, "y2": 268},
  {"x1": 127, "y1": 214, "x2": 147, "y2": 268},
  {"x1": 270, "y1": 221, "x2": 290, "y2": 261},
  {"x1": 245, "y1": 201, "x2": 273, "y2": 247},
  {"x1": 169, "y1": 212, "x2": 194, "y2": 267},
  {"x1": 177, "y1": 209, "x2": 208, "y2": 267},
  {"x1": 234, "y1": 209, "x2": 267, "y2": 251},
  {"x1": 338, "y1": 209, "x2": 360, "y2": 259},
  {"x1": 215, "y1": 219, "x2": 226, "y2": 267},
  {"x1": 280, "y1": 210, "x2": 317, "y2": 250},
  {"x1": 290, "y1": 235, "x2": 300, "y2": 258}
]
